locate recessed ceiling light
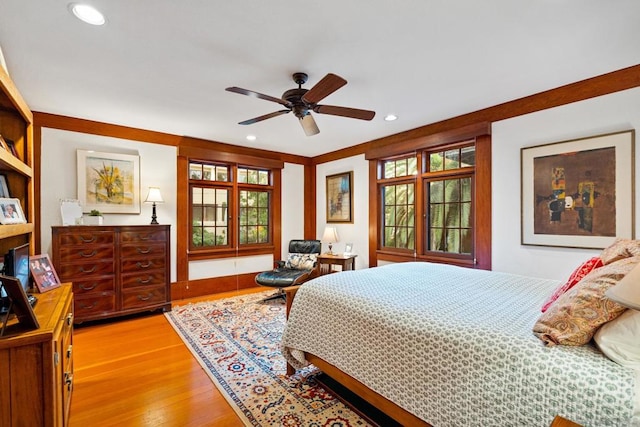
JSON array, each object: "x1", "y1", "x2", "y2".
[
  {"x1": 384, "y1": 114, "x2": 398, "y2": 122},
  {"x1": 246, "y1": 135, "x2": 257, "y2": 141},
  {"x1": 69, "y1": 3, "x2": 106, "y2": 26}
]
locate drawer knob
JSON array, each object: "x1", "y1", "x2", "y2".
[
  {"x1": 80, "y1": 250, "x2": 98, "y2": 258},
  {"x1": 79, "y1": 283, "x2": 97, "y2": 291},
  {"x1": 65, "y1": 372, "x2": 73, "y2": 391},
  {"x1": 80, "y1": 265, "x2": 97, "y2": 273},
  {"x1": 66, "y1": 313, "x2": 73, "y2": 326},
  {"x1": 80, "y1": 301, "x2": 97, "y2": 309},
  {"x1": 136, "y1": 261, "x2": 152, "y2": 268},
  {"x1": 67, "y1": 345, "x2": 73, "y2": 358},
  {"x1": 136, "y1": 247, "x2": 151, "y2": 254},
  {"x1": 79, "y1": 236, "x2": 96, "y2": 243},
  {"x1": 137, "y1": 293, "x2": 153, "y2": 301},
  {"x1": 138, "y1": 276, "x2": 153, "y2": 284}
]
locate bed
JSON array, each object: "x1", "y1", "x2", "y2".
[{"x1": 281, "y1": 262, "x2": 640, "y2": 427}]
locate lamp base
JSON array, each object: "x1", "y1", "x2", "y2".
[{"x1": 150, "y1": 203, "x2": 159, "y2": 225}]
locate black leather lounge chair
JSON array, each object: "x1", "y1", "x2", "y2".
[{"x1": 255, "y1": 239, "x2": 322, "y2": 302}]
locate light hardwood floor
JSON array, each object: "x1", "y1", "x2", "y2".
[{"x1": 69, "y1": 287, "x2": 266, "y2": 427}]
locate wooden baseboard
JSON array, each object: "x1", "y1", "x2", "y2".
[{"x1": 171, "y1": 272, "x2": 258, "y2": 300}]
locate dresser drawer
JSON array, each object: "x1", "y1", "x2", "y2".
[
  {"x1": 120, "y1": 243, "x2": 166, "y2": 258},
  {"x1": 120, "y1": 229, "x2": 167, "y2": 243},
  {"x1": 121, "y1": 256, "x2": 165, "y2": 273},
  {"x1": 58, "y1": 231, "x2": 115, "y2": 246},
  {"x1": 122, "y1": 285, "x2": 166, "y2": 310},
  {"x1": 58, "y1": 246, "x2": 114, "y2": 262},
  {"x1": 121, "y1": 271, "x2": 166, "y2": 289},
  {"x1": 72, "y1": 277, "x2": 116, "y2": 295},
  {"x1": 74, "y1": 292, "x2": 116, "y2": 317},
  {"x1": 58, "y1": 260, "x2": 115, "y2": 279}
]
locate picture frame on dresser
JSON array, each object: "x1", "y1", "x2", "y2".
[
  {"x1": 29, "y1": 254, "x2": 61, "y2": 293},
  {"x1": 0, "y1": 274, "x2": 39, "y2": 335}
]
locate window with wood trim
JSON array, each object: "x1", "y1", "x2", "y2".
[
  {"x1": 190, "y1": 162, "x2": 273, "y2": 251},
  {"x1": 378, "y1": 141, "x2": 477, "y2": 264},
  {"x1": 425, "y1": 145, "x2": 475, "y2": 255},
  {"x1": 380, "y1": 156, "x2": 417, "y2": 251}
]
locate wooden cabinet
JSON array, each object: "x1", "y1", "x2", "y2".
[
  {"x1": 51, "y1": 225, "x2": 171, "y2": 323},
  {"x1": 0, "y1": 284, "x2": 74, "y2": 427}
]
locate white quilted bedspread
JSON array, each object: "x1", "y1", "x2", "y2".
[{"x1": 281, "y1": 262, "x2": 639, "y2": 427}]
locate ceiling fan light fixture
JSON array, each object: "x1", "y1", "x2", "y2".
[
  {"x1": 384, "y1": 114, "x2": 398, "y2": 121},
  {"x1": 69, "y1": 3, "x2": 106, "y2": 26},
  {"x1": 300, "y1": 114, "x2": 320, "y2": 136}
]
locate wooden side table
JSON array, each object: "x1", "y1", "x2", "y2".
[{"x1": 317, "y1": 253, "x2": 357, "y2": 275}]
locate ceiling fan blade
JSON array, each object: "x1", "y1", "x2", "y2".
[
  {"x1": 299, "y1": 114, "x2": 320, "y2": 136},
  {"x1": 226, "y1": 87, "x2": 291, "y2": 107},
  {"x1": 238, "y1": 110, "x2": 290, "y2": 125},
  {"x1": 314, "y1": 104, "x2": 376, "y2": 121},
  {"x1": 301, "y1": 73, "x2": 347, "y2": 104}
]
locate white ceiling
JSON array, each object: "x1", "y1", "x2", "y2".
[{"x1": 0, "y1": 1, "x2": 639, "y2": 157}]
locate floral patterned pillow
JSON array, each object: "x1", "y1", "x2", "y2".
[
  {"x1": 285, "y1": 253, "x2": 317, "y2": 270},
  {"x1": 600, "y1": 238, "x2": 640, "y2": 265},
  {"x1": 540, "y1": 256, "x2": 603, "y2": 312},
  {"x1": 533, "y1": 256, "x2": 637, "y2": 346}
]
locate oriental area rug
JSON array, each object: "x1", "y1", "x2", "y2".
[{"x1": 164, "y1": 291, "x2": 371, "y2": 427}]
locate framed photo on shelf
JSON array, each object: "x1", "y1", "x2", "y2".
[
  {"x1": 0, "y1": 198, "x2": 26, "y2": 224},
  {"x1": 0, "y1": 174, "x2": 9, "y2": 198},
  {"x1": 0, "y1": 274, "x2": 39, "y2": 333},
  {"x1": 4, "y1": 138, "x2": 18, "y2": 158},
  {"x1": 521, "y1": 130, "x2": 634, "y2": 249},
  {"x1": 77, "y1": 150, "x2": 141, "y2": 214},
  {"x1": 0, "y1": 134, "x2": 9, "y2": 152},
  {"x1": 326, "y1": 171, "x2": 353, "y2": 223},
  {"x1": 29, "y1": 254, "x2": 61, "y2": 293}
]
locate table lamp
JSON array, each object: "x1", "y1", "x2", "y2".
[
  {"x1": 605, "y1": 262, "x2": 640, "y2": 310},
  {"x1": 144, "y1": 187, "x2": 164, "y2": 224},
  {"x1": 322, "y1": 226, "x2": 339, "y2": 255}
]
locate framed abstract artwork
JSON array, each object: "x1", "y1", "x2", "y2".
[
  {"x1": 521, "y1": 130, "x2": 635, "y2": 248},
  {"x1": 77, "y1": 150, "x2": 140, "y2": 214},
  {"x1": 326, "y1": 171, "x2": 353, "y2": 223}
]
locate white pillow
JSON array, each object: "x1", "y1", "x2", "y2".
[
  {"x1": 285, "y1": 253, "x2": 317, "y2": 270},
  {"x1": 594, "y1": 309, "x2": 640, "y2": 368}
]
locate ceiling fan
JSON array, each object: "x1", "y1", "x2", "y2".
[{"x1": 225, "y1": 72, "x2": 376, "y2": 136}]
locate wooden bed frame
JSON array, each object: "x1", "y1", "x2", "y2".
[{"x1": 283, "y1": 286, "x2": 582, "y2": 427}]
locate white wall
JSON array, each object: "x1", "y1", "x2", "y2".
[
  {"x1": 316, "y1": 154, "x2": 369, "y2": 268},
  {"x1": 40, "y1": 128, "x2": 178, "y2": 282},
  {"x1": 281, "y1": 162, "x2": 305, "y2": 260},
  {"x1": 41, "y1": 129, "x2": 307, "y2": 282},
  {"x1": 492, "y1": 86, "x2": 640, "y2": 280}
]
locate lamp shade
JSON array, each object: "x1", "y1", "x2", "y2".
[
  {"x1": 144, "y1": 187, "x2": 164, "y2": 203},
  {"x1": 322, "y1": 226, "x2": 339, "y2": 244},
  {"x1": 605, "y1": 262, "x2": 640, "y2": 310}
]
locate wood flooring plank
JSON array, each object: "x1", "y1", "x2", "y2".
[{"x1": 69, "y1": 288, "x2": 265, "y2": 427}]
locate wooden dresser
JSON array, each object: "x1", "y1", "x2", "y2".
[
  {"x1": 51, "y1": 225, "x2": 171, "y2": 323},
  {"x1": 0, "y1": 284, "x2": 74, "y2": 427}
]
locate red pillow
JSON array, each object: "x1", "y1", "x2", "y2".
[{"x1": 540, "y1": 256, "x2": 603, "y2": 312}]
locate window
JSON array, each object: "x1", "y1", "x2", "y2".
[
  {"x1": 190, "y1": 162, "x2": 273, "y2": 251},
  {"x1": 378, "y1": 142, "x2": 477, "y2": 263},
  {"x1": 425, "y1": 146, "x2": 475, "y2": 255},
  {"x1": 380, "y1": 157, "x2": 417, "y2": 251}
]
